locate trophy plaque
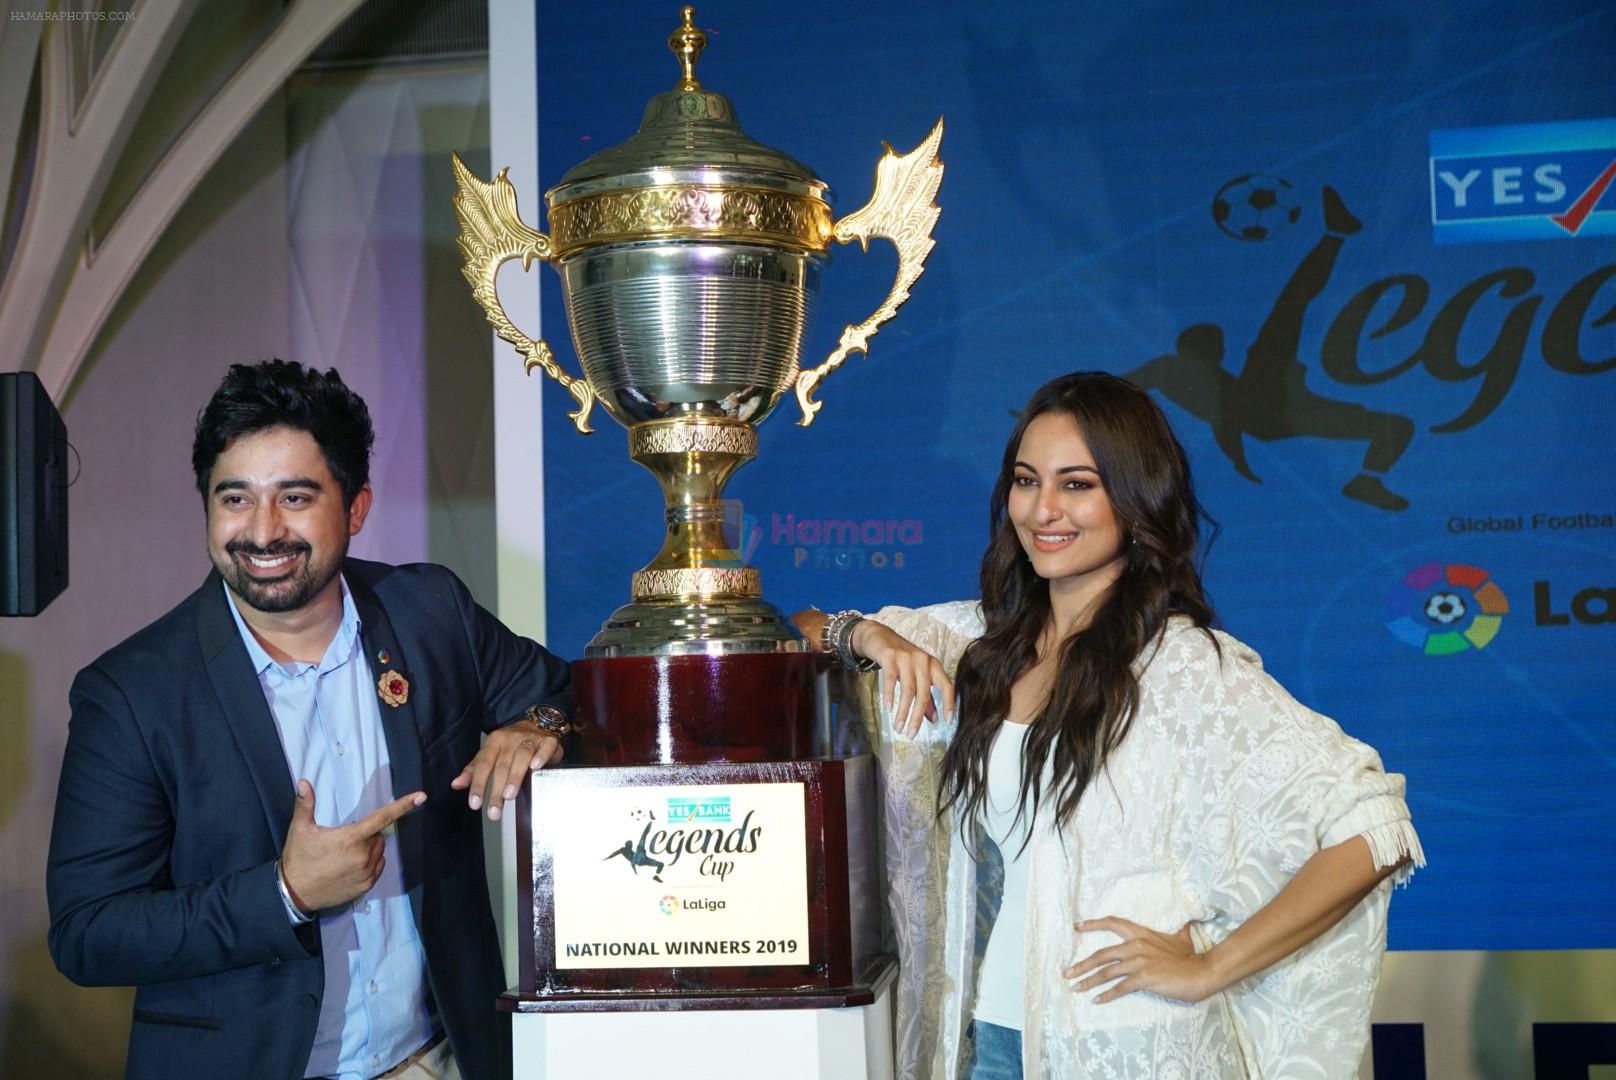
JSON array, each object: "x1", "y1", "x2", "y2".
[{"x1": 454, "y1": 6, "x2": 941, "y2": 1008}]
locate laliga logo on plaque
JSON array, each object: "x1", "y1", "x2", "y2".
[
  {"x1": 602, "y1": 800, "x2": 763, "y2": 884},
  {"x1": 1385, "y1": 562, "x2": 1509, "y2": 656},
  {"x1": 659, "y1": 896, "x2": 679, "y2": 916}
]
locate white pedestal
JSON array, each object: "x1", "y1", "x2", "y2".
[{"x1": 510, "y1": 983, "x2": 894, "y2": 1080}]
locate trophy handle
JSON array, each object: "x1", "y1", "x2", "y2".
[
  {"x1": 450, "y1": 153, "x2": 597, "y2": 434},
  {"x1": 794, "y1": 118, "x2": 944, "y2": 427}
]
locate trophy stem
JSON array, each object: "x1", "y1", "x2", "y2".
[{"x1": 627, "y1": 417, "x2": 761, "y2": 603}]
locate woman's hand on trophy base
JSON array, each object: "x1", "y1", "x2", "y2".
[{"x1": 851, "y1": 620, "x2": 955, "y2": 736}]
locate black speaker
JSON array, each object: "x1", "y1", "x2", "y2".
[{"x1": 1, "y1": 372, "x2": 69, "y2": 616}]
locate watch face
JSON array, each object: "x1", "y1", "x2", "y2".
[{"x1": 529, "y1": 705, "x2": 571, "y2": 735}]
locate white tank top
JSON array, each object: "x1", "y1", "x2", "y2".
[{"x1": 972, "y1": 720, "x2": 1033, "y2": 1030}]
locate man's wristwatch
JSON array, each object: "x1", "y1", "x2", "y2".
[{"x1": 522, "y1": 704, "x2": 575, "y2": 738}]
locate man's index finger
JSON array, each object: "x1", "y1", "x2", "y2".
[{"x1": 354, "y1": 791, "x2": 427, "y2": 836}]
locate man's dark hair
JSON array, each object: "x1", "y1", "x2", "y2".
[{"x1": 192, "y1": 360, "x2": 374, "y2": 506}]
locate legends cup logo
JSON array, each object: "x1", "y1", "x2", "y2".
[{"x1": 603, "y1": 807, "x2": 763, "y2": 884}]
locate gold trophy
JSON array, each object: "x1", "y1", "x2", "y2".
[
  {"x1": 452, "y1": 6, "x2": 942, "y2": 669},
  {"x1": 466, "y1": 10, "x2": 940, "y2": 1014}
]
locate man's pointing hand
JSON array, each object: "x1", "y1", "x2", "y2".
[{"x1": 280, "y1": 780, "x2": 425, "y2": 914}]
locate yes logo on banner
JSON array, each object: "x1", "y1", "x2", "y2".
[{"x1": 1430, "y1": 118, "x2": 1616, "y2": 243}]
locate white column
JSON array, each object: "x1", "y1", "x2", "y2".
[
  {"x1": 486, "y1": 0, "x2": 547, "y2": 989},
  {"x1": 511, "y1": 988, "x2": 896, "y2": 1080}
]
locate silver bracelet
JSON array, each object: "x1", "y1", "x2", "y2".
[
  {"x1": 822, "y1": 609, "x2": 879, "y2": 673},
  {"x1": 275, "y1": 857, "x2": 314, "y2": 924}
]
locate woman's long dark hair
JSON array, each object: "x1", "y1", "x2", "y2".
[{"x1": 939, "y1": 372, "x2": 1217, "y2": 839}]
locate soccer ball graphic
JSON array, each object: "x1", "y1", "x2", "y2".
[
  {"x1": 1212, "y1": 174, "x2": 1302, "y2": 241},
  {"x1": 1424, "y1": 591, "x2": 1467, "y2": 625}
]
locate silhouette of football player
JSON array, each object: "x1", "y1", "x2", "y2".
[
  {"x1": 604, "y1": 814, "x2": 666, "y2": 882},
  {"x1": 1128, "y1": 188, "x2": 1414, "y2": 511}
]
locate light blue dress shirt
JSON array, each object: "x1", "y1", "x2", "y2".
[{"x1": 225, "y1": 578, "x2": 435, "y2": 1080}]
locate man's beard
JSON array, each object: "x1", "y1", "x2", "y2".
[{"x1": 214, "y1": 539, "x2": 343, "y2": 614}]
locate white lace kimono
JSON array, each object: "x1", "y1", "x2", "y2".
[{"x1": 848, "y1": 601, "x2": 1423, "y2": 1080}]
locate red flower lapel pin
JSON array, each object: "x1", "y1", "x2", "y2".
[{"x1": 377, "y1": 670, "x2": 410, "y2": 707}]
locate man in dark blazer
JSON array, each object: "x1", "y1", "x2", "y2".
[{"x1": 47, "y1": 361, "x2": 572, "y2": 1080}]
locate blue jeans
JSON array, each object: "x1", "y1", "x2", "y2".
[{"x1": 967, "y1": 1019, "x2": 1022, "y2": 1080}]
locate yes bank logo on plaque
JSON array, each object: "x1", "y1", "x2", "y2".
[
  {"x1": 1429, "y1": 118, "x2": 1616, "y2": 244},
  {"x1": 550, "y1": 783, "x2": 809, "y2": 969}
]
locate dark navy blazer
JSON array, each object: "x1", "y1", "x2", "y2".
[{"x1": 47, "y1": 559, "x2": 572, "y2": 1080}]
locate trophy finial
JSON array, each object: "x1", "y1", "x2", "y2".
[{"x1": 669, "y1": 6, "x2": 707, "y2": 91}]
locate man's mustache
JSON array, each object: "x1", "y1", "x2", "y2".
[{"x1": 225, "y1": 540, "x2": 311, "y2": 558}]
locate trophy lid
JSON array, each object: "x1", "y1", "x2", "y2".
[{"x1": 544, "y1": 7, "x2": 833, "y2": 256}]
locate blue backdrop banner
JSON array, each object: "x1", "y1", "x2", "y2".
[{"x1": 534, "y1": 0, "x2": 1616, "y2": 953}]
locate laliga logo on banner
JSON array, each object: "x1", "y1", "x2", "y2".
[
  {"x1": 1385, "y1": 562, "x2": 1509, "y2": 656},
  {"x1": 1534, "y1": 581, "x2": 1616, "y2": 626},
  {"x1": 1430, "y1": 118, "x2": 1616, "y2": 243}
]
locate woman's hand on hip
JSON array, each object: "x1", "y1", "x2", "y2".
[{"x1": 1065, "y1": 916, "x2": 1214, "y2": 1004}]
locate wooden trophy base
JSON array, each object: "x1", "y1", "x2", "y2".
[
  {"x1": 509, "y1": 754, "x2": 886, "y2": 1006},
  {"x1": 571, "y1": 651, "x2": 825, "y2": 765},
  {"x1": 509, "y1": 649, "x2": 888, "y2": 1025}
]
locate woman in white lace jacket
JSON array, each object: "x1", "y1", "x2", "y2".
[{"x1": 798, "y1": 373, "x2": 1422, "y2": 1080}]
